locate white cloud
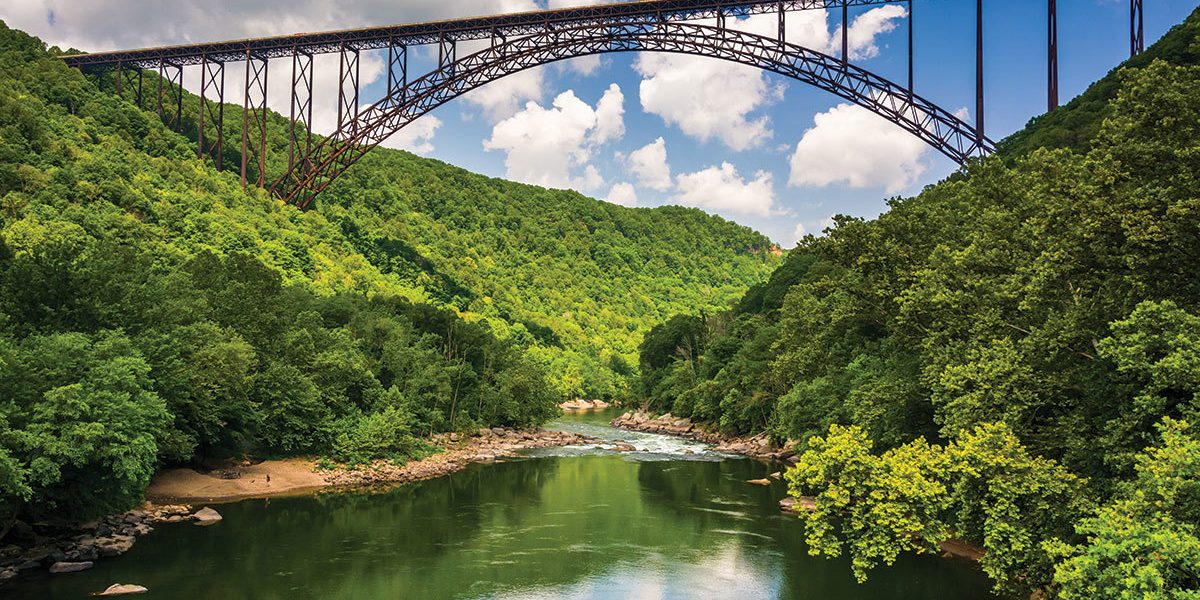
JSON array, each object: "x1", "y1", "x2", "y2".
[
  {"x1": 591, "y1": 83, "x2": 625, "y2": 144},
  {"x1": 606, "y1": 183, "x2": 638, "y2": 207},
  {"x1": 381, "y1": 115, "x2": 442, "y2": 154},
  {"x1": 635, "y1": 52, "x2": 782, "y2": 152},
  {"x1": 791, "y1": 216, "x2": 836, "y2": 244},
  {"x1": 834, "y1": 5, "x2": 909, "y2": 60},
  {"x1": 633, "y1": 7, "x2": 907, "y2": 152},
  {"x1": 788, "y1": 102, "x2": 929, "y2": 194},
  {"x1": 483, "y1": 85, "x2": 624, "y2": 193},
  {"x1": 672, "y1": 163, "x2": 777, "y2": 217},
  {"x1": 626, "y1": 137, "x2": 672, "y2": 191}
]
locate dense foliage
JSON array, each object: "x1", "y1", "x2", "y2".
[
  {"x1": 640, "y1": 8, "x2": 1200, "y2": 597},
  {"x1": 0, "y1": 18, "x2": 774, "y2": 530}
]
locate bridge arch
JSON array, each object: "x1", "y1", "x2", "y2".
[{"x1": 275, "y1": 21, "x2": 994, "y2": 209}]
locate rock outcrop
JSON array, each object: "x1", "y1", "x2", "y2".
[
  {"x1": 49, "y1": 561, "x2": 93, "y2": 574},
  {"x1": 612, "y1": 411, "x2": 799, "y2": 461},
  {"x1": 97, "y1": 583, "x2": 149, "y2": 596},
  {"x1": 192, "y1": 507, "x2": 223, "y2": 524},
  {"x1": 559, "y1": 399, "x2": 611, "y2": 410},
  {"x1": 322, "y1": 428, "x2": 594, "y2": 489}
]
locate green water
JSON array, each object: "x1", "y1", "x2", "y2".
[{"x1": 9, "y1": 410, "x2": 994, "y2": 599}]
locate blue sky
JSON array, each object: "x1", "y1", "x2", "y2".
[{"x1": 5, "y1": 0, "x2": 1199, "y2": 245}]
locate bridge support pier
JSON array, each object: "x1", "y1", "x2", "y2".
[
  {"x1": 1131, "y1": 0, "x2": 1144, "y2": 56},
  {"x1": 976, "y1": 0, "x2": 985, "y2": 141},
  {"x1": 198, "y1": 56, "x2": 226, "y2": 170},
  {"x1": 387, "y1": 40, "x2": 408, "y2": 103},
  {"x1": 842, "y1": 1, "x2": 849, "y2": 63},
  {"x1": 288, "y1": 49, "x2": 314, "y2": 173},
  {"x1": 1048, "y1": 0, "x2": 1058, "y2": 111},
  {"x1": 337, "y1": 44, "x2": 360, "y2": 140},
  {"x1": 908, "y1": 0, "x2": 914, "y2": 94},
  {"x1": 241, "y1": 52, "x2": 269, "y2": 189},
  {"x1": 438, "y1": 35, "x2": 457, "y2": 75},
  {"x1": 156, "y1": 60, "x2": 184, "y2": 133}
]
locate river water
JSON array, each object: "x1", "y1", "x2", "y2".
[{"x1": 10, "y1": 410, "x2": 994, "y2": 599}]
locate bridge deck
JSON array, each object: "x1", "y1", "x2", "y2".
[{"x1": 61, "y1": 0, "x2": 896, "y2": 68}]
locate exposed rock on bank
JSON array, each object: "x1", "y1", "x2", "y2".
[
  {"x1": 145, "y1": 427, "x2": 591, "y2": 503},
  {"x1": 97, "y1": 583, "x2": 149, "y2": 596},
  {"x1": 612, "y1": 411, "x2": 799, "y2": 461},
  {"x1": 0, "y1": 504, "x2": 195, "y2": 582},
  {"x1": 325, "y1": 428, "x2": 593, "y2": 488},
  {"x1": 1, "y1": 428, "x2": 590, "y2": 585},
  {"x1": 559, "y1": 399, "x2": 611, "y2": 410}
]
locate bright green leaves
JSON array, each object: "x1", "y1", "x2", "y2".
[
  {"x1": 1049, "y1": 419, "x2": 1200, "y2": 599},
  {"x1": 0, "y1": 331, "x2": 169, "y2": 521},
  {"x1": 1098, "y1": 301, "x2": 1200, "y2": 472},
  {"x1": 789, "y1": 422, "x2": 1088, "y2": 596},
  {"x1": 786, "y1": 425, "x2": 952, "y2": 582}
]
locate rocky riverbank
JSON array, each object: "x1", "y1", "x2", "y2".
[
  {"x1": 0, "y1": 503, "x2": 200, "y2": 583},
  {"x1": 1, "y1": 427, "x2": 592, "y2": 585},
  {"x1": 323, "y1": 428, "x2": 594, "y2": 488},
  {"x1": 611, "y1": 411, "x2": 799, "y2": 462},
  {"x1": 559, "y1": 399, "x2": 611, "y2": 410}
]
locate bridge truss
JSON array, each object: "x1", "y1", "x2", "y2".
[{"x1": 60, "y1": 0, "x2": 1149, "y2": 207}]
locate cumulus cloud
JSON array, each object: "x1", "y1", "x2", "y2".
[
  {"x1": 483, "y1": 84, "x2": 624, "y2": 193},
  {"x1": 635, "y1": 52, "x2": 782, "y2": 152},
  {"x1": 633, "y1": 6, "x2": 907, "y2": 152},
  {"x1": 459, "y1": 69, "x2": 546, "y2": 122},
  {"x1": 381, "y1": 115, "x2": 442, "y2": 154},
  {"x1": 626, "y1": 138, "x2": 672, "y2": 191},
  {"x1": 606, "y1": 182, "x2": 638, "y2": 207},
  {"x1": 788, "y1": 102, "x2": 929, "y2": 193},
  {"x1": 673, "y1": 163, "x2": 777, "y2": 217},
  {"x1": 834, "y1": 5, "x2": 909, "y2": 60},
  {"x1": 791, "y1": 216, "x2": 837, "y2": 243}
]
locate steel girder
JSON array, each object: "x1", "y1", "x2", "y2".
[
  {"x1": 156, "y1": 60, "x2": 184, "y2": 132},
  {"x1": 242, "y1": 52, "x2": 270, "y2": 188},
  {"x1": 61, "y1": 1, "x2": 897, "y2": 69},
  {"x1": 1130, "y1": 0, "x2": 1144, "y2": 56},
  {"x1": 198, "y1": 57, "x2": 226, "y2": 170},
  {"x1": 272, "y1": 21, "x2": 993, "y2": 209}
]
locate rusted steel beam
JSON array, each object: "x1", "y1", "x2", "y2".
[
  {"x1": 386, "y1": 41, "x2": 408, "y2": 103},
  {"x1": 198, "y1": 56, "x2": 226, "y2": 170},
  {"x1": 1048, "y1": 0, "x2": 1058, "y2": 110},
  {"x1": 1130, "y1": 0, "x2": 1144, "y2": 56},
  {"x1": 337, "y1": 43, "x2": 360, "y2": 139},
  {"x1": 275, "y1": 21, "x2": 991, "y2": 209},
  {"x1": 241, "y1": 51, "x2": 269, "y2": 188},
  {"x1": 287, "y1": 49, "x2": 314, "y2": 173},
  {"x1": 975, "y1": 0, "x2": 984, "y2": 140},
  {"x1": 62, "y1": 0, "x2": 899, "y2": 69},
  {"x1": 156, "y1": 59, "x2": 184, "y2": 132}
]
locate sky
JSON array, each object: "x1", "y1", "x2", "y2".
[{"x1": 3, "y1": 0, "x2": 1198, "y2": 245}]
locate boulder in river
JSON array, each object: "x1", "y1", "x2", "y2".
[
  {"x1": 49, "y1": 561, "x2": 94, "y2": 574},
  {"x1": 192, "y1": 507, "x2": 223, "y2": 525},
  {"x1": 97, "y1": 583, "x2": 149, "y2": 596}
]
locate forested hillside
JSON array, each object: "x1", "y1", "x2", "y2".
[
  {"x1": 0, "y1": 19, "x2": 774, "y2": 530},
  {"x1": 639, "y1": 8, "x2": 1200, "y2": 598},
  {"x1": 323, "y1": 152, "x2": 779, "y2": 400}
]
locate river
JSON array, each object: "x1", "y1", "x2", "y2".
[{"x1": 9, "y1": 409, "x2": 995, "y2": 599}]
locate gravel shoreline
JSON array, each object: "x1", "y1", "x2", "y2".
[{"x1": 0, "y1": 426, "x2": 593, "y2": 584}]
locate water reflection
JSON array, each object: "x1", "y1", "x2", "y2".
[{"x1": 8, "y1": 411, "x2": 994, "y2": 600}]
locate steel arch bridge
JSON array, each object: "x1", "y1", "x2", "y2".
[{"x1": 61, "y1": 0, "x2": 1149, "y2": 209}]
